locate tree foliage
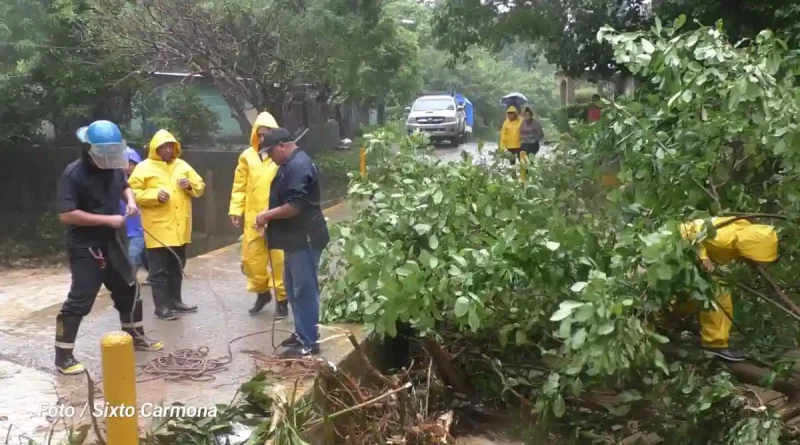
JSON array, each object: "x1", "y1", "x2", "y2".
[
  {"x1": 85, "y1": 0, "x2": 422, "y2": 134},
  {"x1": 322, "y1": 15, "x2": 800, "y2": 443},
  {"x1": 432, "y1": 0, "x2": 800, "y2": 80},
  {"x1": 147, "y1": 87, "x2": 221, "y2": 145}
]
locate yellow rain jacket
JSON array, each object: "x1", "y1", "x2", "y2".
[
  {"x1": 129, "y1": 130, "x2": 205, "y2": 249},
  {"x1": 499, "y1": 106, "x2": 522, "y2": 151},
  {"x1": 676, "y1": 217, "x2": 778, "y2": 348},
  {"x1": 228, "y1": 112, "x2": 286, "y2": 298}
]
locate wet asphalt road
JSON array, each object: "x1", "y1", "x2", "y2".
[{"x1": 0, "y1": 142, "x2": 498, "y2": 441}]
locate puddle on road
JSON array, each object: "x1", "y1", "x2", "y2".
[{"x1": 0, "y1": 360, "x2": 72, "y2": 444}]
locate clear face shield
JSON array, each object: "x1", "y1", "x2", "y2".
[{"x1": 87, "y1": 141, "x2": 129, "y2": 169}]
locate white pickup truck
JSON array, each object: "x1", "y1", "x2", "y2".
[{"x1": 404, "y1": 94, "x2": 466, "y2": 147}]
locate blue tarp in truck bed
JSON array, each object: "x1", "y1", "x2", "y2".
[{"x1": 454, "y1": 93, "x2": 474, "y2": 132}]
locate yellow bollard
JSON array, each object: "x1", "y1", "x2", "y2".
[
  {"x1": 101, "y1": 331, "x2": 139, "y2": 445},
  {"x1": 519, "y1": 151, "x2": 528, "y2": 182},
  {"x1": 359, "y1": 146, "x2": 367, "y2": 178}
]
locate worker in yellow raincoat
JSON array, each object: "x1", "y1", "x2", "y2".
[
  {"x1": 229, "y1": 112, "x2": 288, "y2": 318},
  {"x1": 676, "y1": 217, "x2": 779, "y2": 362},
  {"x1": 129, "y1": 129, "x2": 205, "y2": 320},
  {"x1": 499, "y1": 106, "x2": 523, "y2": 165}
]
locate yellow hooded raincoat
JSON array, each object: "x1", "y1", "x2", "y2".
[
  {"x1": 499, "y1": 106, "x2": 522, "y2": 151},
  {"x1": 129, "y1": 130, "x2": 206, "y2": 249},
  {"x1": 677, "y1": 217, "x2": 778, "y2": 348},
  {"x1": 228, "y1": 112, "x2": 286, "y2": 299}
]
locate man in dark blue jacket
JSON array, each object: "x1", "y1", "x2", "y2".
[{"x1": 255, "y1": 128, "x2": 330, "y2": 358}]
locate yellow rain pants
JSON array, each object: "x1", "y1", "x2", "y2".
[
  {"x1": 229, "y1": 112, "x2": 286, "y2": 300},
  {"x1": 674, "y1": 217, "x2": 779, "y2": 348}
]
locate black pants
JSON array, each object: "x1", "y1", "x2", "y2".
[
  {"x1": 508, "y1": 148, "x2": 522, "y2": 165},
  {"x1": 148, "y1": 245, "x2": 187, "y2": 311},
  {"x1": 522, "y1": 142, "x2": 540, "y2": 156},
  {"x1": 56, "y1": 245, "x2": 140, "y2": 350}
]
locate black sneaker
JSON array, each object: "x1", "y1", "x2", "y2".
[
  {"x1": 278, "y1": 345, "x2": 320, "y2": 359},
  {"x1": 172, "y1": 301, "x2": 198, "y2": 313},
  {"x1": 249, "y1": 292, "x2": 272, "y2": 315},
  {"x1": 279, "y1": 333, "x2": 302, "y2": 348},
  {"x1": 155, "y1": 307, "x2": 178, "y2": 320},
  {"x1": 703, "y1": 346, "x2": 745, "y2": 362},
  {"x1": 55, "y1": 350, "x2": 85, "y2": 375},
  {"x1": 275, "y1": 300, "x2": 289, "y2": 320}
]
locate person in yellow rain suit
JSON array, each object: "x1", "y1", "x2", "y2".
[
  {"x1": 499, "y1": 106, "x2": 523, "y2": 165},
  {"x1": 676, "y1": 216, "x2": 779, "y2": 362},
  {"x1": 129, "y1": 129, "x2": 205, "y2": 320},
  {"x1": 229, "y1": 111, "x2": 288, "y2": 318}
]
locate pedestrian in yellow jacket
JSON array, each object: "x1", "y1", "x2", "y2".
[
  {"x1": 229, "y1": 112, "x2": 288, "y2": 318},
  {"x1": 499, "y1": 106, "x2": 523, "y2": 165},
  {"x1": 128, "y1": 129, "x2": 205, "y2": 320},
  {"x1": 675, "y1": 217, "x2": 778, "y2": 362}
]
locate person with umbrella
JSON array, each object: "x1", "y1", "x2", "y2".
[{"x1": 520, "y1": 106, "x2": 544, "y2": 157}]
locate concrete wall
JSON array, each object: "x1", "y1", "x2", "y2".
[{"x1": 0, "y1": 145, "x2": 349, "y2": 259}]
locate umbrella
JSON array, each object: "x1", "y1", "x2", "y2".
[
  {"x1": 502, "y1": 92, "x2": 528, "y2": 102},
  {"x1": 500, "y1": 92, "x2": 529, "y2": 111}
]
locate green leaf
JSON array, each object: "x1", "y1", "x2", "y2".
[
  {"x1": 550, "y1": 306, "x2": 574, "y2": 322},
  {"x1": 641, "y1": 39, "x2": 655, "y2": 54},
  {"x1": 570, "y1": 282, "x2": 588, "y2": 292},
  {"x1": 656, "y1": 263, "x2": 673, "y2": 280},
  {"x1": 552, "y1": 394, "x2": 566, "y2": 418},
  {"x1": 353, "y1": 244, "x2": 365, "y2": 258},
  {"x1": 454, "y1": 296, "x2": 470, "y2": 317},
  {"x1": 571, "y1": 378, "x2": 584, "y2": 397},
  {"x1": 598, "y1": 322, "x2": 615, "y2": 335},
  {"x1": 515, "y1": 329, "x2": 528, "y2": 345},
  {"x1": 414, "y1": 224, "x2": 432, "y2": 235},
  {"x1": 396, "y1": 266, "x2": 413, "y2": 277},
  {"x1": 468, "y1": 307, "x2": 481, "y2": 332},
  {"x1": 433, "y1": 189, "x2": 444, "y2": 204},
  {"x1": 429, "y1": 234, "x2": 439, "y2": 250},
  {"x1": 688, "y1": 61, "x2": 703, "y2": 72},
  {"x1": 673, "y1": 14, "x2": 686, "y2": 30},
  {"x1": 545, "y1": 241, "x2": 560, "y2": 251},
  {"x1": 571, "y1": 328, "x2": 587, "y2": 350},
  {"x1": 451, "y1": 254, "x2": 468, "y2": 267},
  {"x1": 609, "y1": 404, "x2": 632, "y2": 416},
  {"x1": 364, "y1": 302, "x2": 380, "y2": 315}
]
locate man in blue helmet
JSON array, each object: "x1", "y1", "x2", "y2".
[
  {"x1": 54, "y1": 120, "x2": 164, "y2": 375},
  {"x1": 121, "y1": 147, "x2": 150, "y2": 285}
]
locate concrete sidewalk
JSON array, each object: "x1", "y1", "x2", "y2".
[{"x1": 0, "y1": 201, "x2": 354, "y2": 442}]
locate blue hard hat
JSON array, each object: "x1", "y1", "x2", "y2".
[{"x1": 78, "y1": 120, "x2": 123, "y2": 145}]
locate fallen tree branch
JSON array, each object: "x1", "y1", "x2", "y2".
[
  {"x1": 423, "y1": 336, "x2": 471, "y2": 396},
  {"x1": 749, "y1": 262, "x2": 800, "y2": 319},
  {"x1": 662, "y1": 344, "x2": 800, "y2": 402},
  {"x1": 305, "y1": 382, "x2": 413, "y2": 429},
  {"x1": 346, "y1": 331, "x2": 416, "y2": 427}
]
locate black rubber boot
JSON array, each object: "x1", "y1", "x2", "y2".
[
  {"x1": 152, "y1": 282, "x2": 178, "y2": 320},
  {"x1": 120, "y1": 301, "x2": 164, "y2": 351},
  {"x1": 55, "y1": 314, "x2": 84, "y2": 375},
  {"x1": 275, "y1": 300, "x2": 289, "y2": 320},
  {"x1": 169, "y1": 273, "x2": 197, "y2": 313},
  {"x1": 249, "y1": 292, "x2": 272, "y2": 315}
]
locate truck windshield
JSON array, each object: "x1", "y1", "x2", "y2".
[{"x1": 413, "y1": 98, "x2": 454, "y2": 111}]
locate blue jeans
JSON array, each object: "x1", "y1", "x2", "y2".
[
  {"x1": 284, "y1": 246, "x2": 322, "y2": 349},
  {"x1": 128, "y1": 236, "x2": 149, "y2": 271}
]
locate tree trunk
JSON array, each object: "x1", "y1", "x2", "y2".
[
  {"x1": 220, "y1": 92, "x2": 252, "y2": 137},
  {"x1": 377, "y1": 102, "x2": 386, "y2": 126},
  {"x1": 266, "y1": 94, "x2": 285, "y2": 128}
]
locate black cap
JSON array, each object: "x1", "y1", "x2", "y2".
[{"x1": 260, "y1": 127, "x2": 293, "y2": 152}]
